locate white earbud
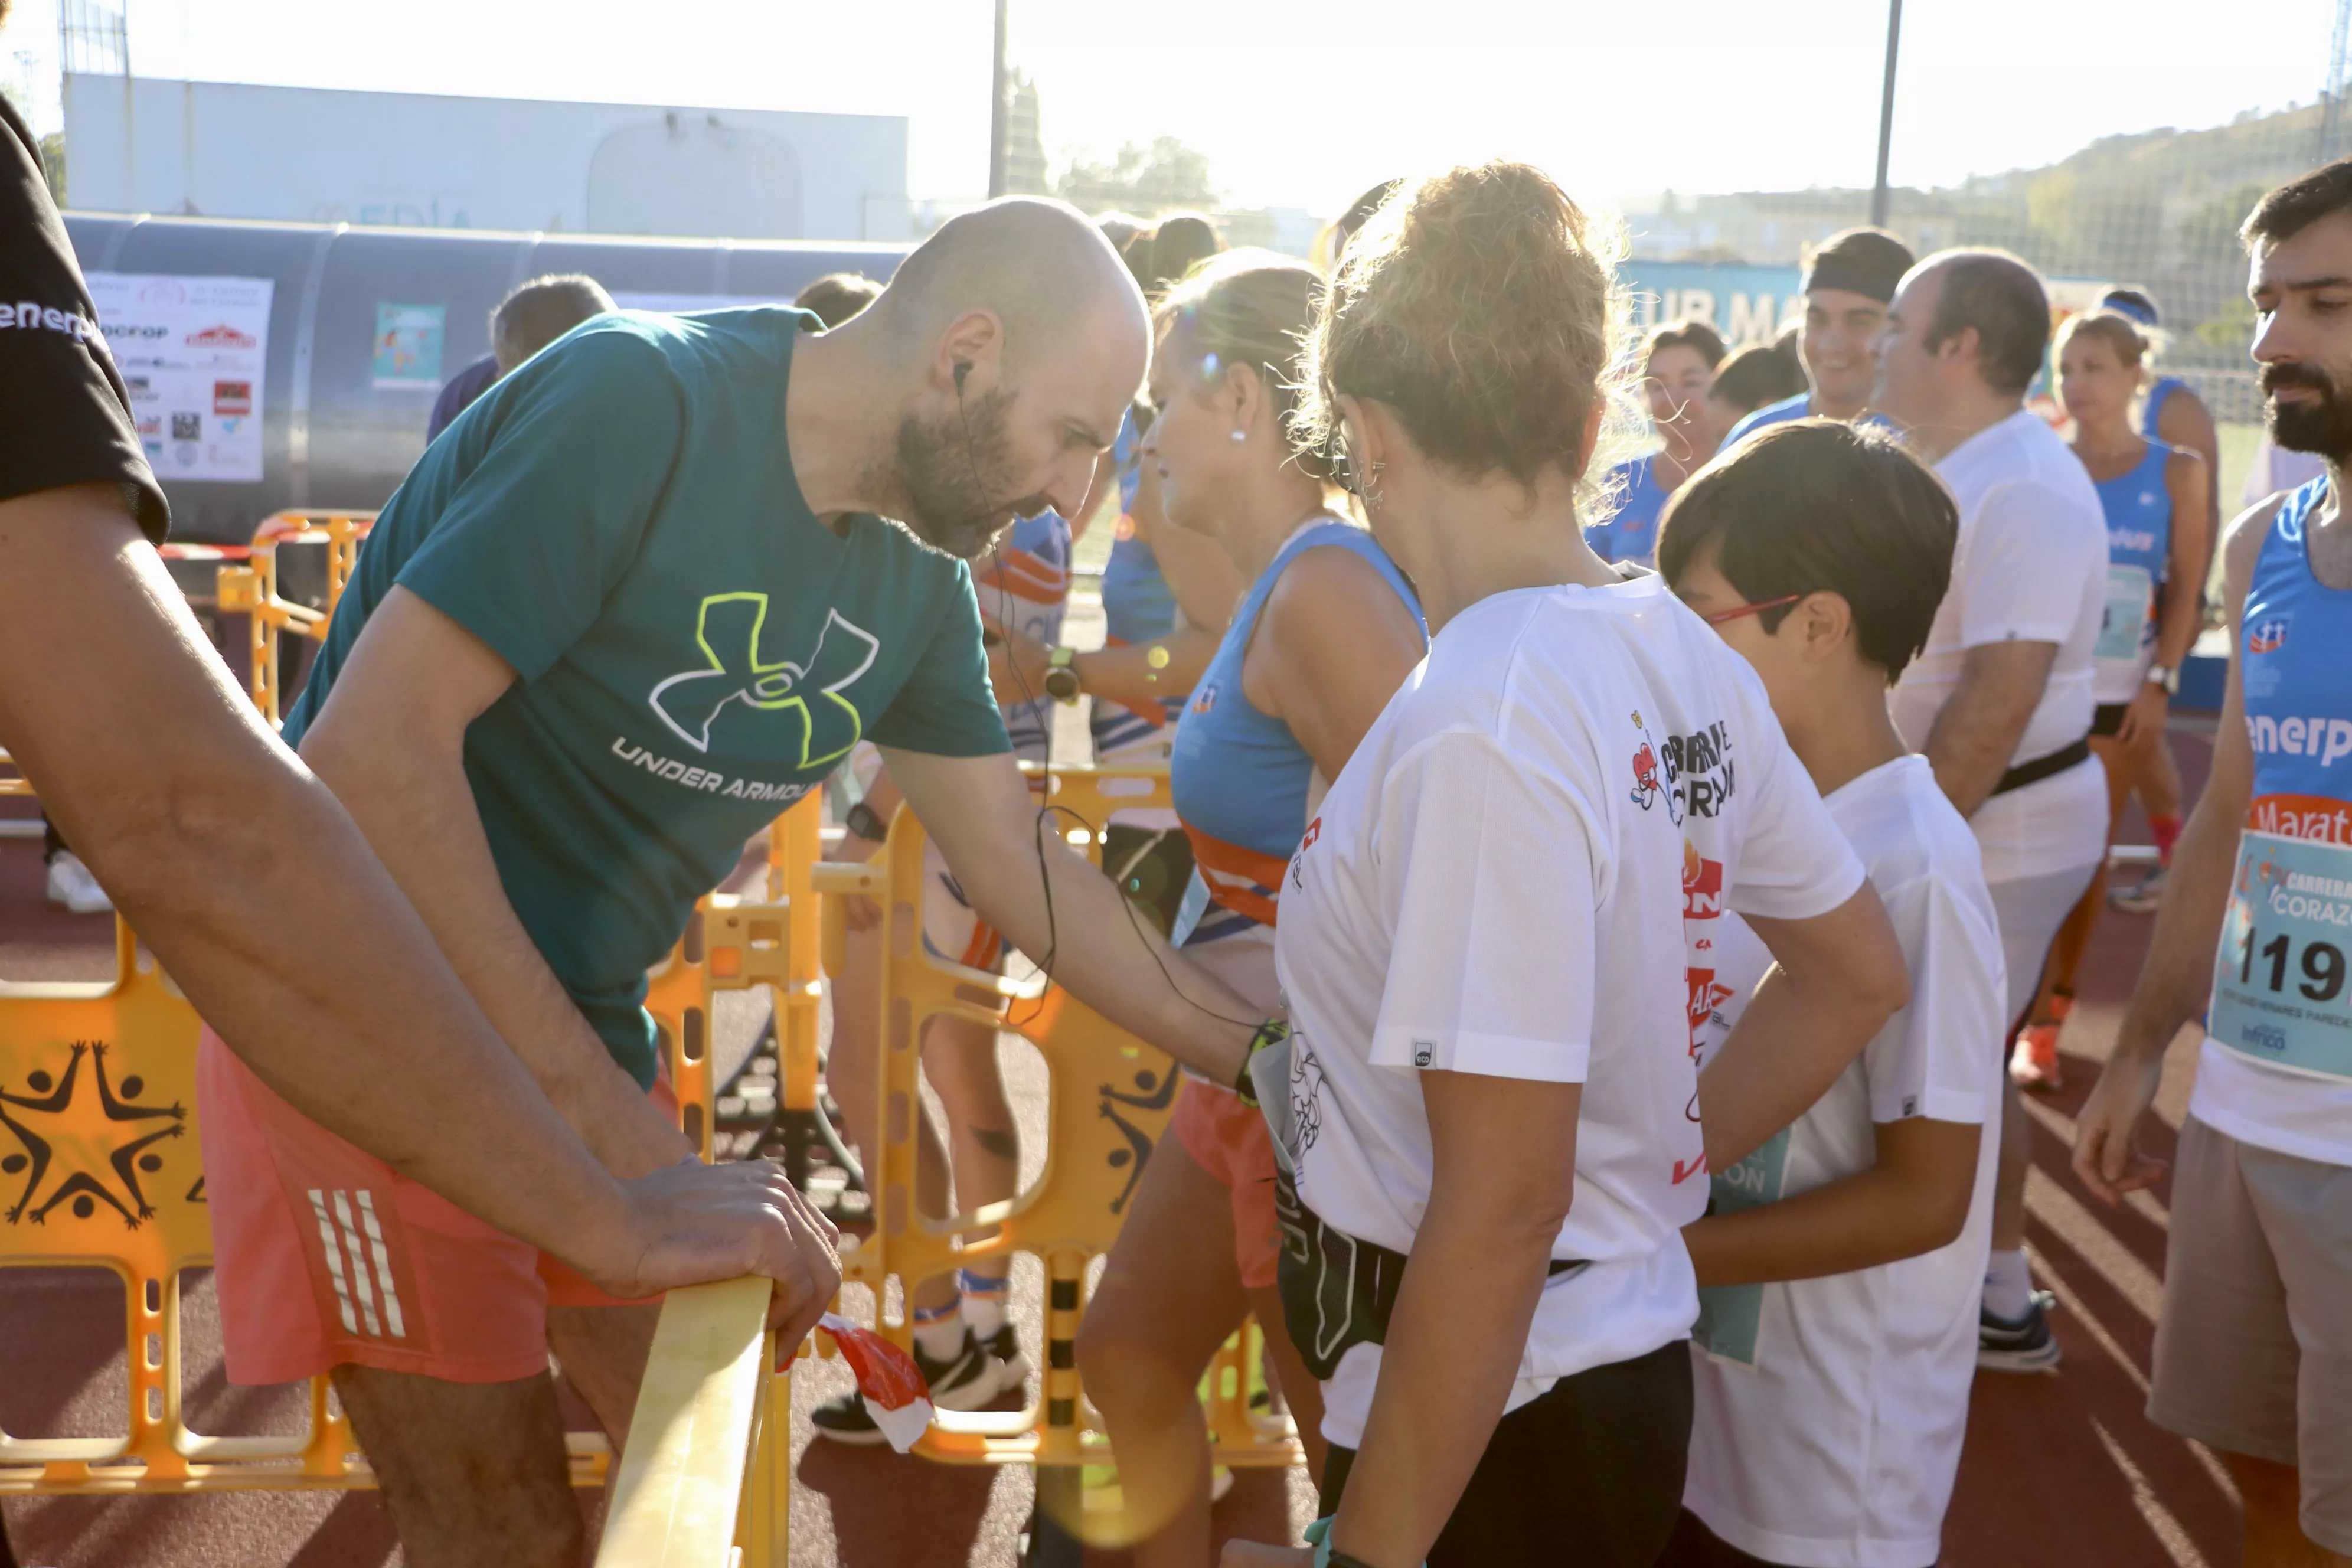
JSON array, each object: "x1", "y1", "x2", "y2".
[{"x1": 1230, "y1": 429, "x2": 1247, "y2": 444}]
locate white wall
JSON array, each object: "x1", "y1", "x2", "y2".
[{"x1": 63, "y1": 75, "x2": 910, "y2": 241}]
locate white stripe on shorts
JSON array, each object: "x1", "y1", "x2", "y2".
[
  {"x1": 354, "y1": 1191, "x2": 407, "y2": 1340},
  {"x1": 330, "y1": 1190, "x2": 384, "y2": 1338},
  {"x1": 305, "y1": 1188, "x2": 360, "y2": 1335}
]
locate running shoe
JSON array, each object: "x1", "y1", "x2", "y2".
[
  {"x1": 1977, "y1": 1289, "x2": 2062, "y2": 1373},
  {"x1": 2110, "y1": 864, "x2": 2167, "y2": 915},
  {"x1": 2009, "y1": 1023, "x2": 2063, "y2": 1092},
  {"x1": 44, "y1": 852, "x2": 112, "y2": 916},
  {"x1": 810, "y1": 1327, "x2": 1014, "y2": 1445}
]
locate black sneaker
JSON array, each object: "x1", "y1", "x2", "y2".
[
  {"x1": 1977, "y1": 1289, "x2": 2062, "y2": 1373},
  {"x1": 809, "y1": 1327, "x2": 1011, "y2": 1445}
]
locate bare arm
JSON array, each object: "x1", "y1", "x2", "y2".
[
  {"x1": 1922, "y1": 639, "x2": 2062, "y2": 819},
  {"x1": 882, "y1": 746, "x2": 1259, "y2": 1083},
  {"x1": 1247, "y1": 543, "x2": 1426, "y2": 780},
  {"x1": 0, "y1": 488, "x2": 837, "y2": 1319},
  {"x1": 1683, "y1": 1116, "x2": 1981, "y2": 1286},
  {"x1": 2156, "y1": 387, "x2": 2223, "y2": 587},
  {"x1": 2074, "y1": 496, "x2": 2277, "y2": 1203},
  {"x1": 298, "y1": 585, "x2": 694, "y2": 1180},
  {"x1": 2158, "y1": 449, "x2": 2213, "y2": 670},
  {"x1": 1697, "y1": 884, "x2": 1910, "y2": 1170},
  {"x1": 1326, "y1": 1070, "x2": 1580, "y2": 1568},
  {"x1": 982, "y1": 615, "x2": 1220, "y2": 708}
]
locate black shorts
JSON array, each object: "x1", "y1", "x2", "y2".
[
  {"x1": 1317, "y1": 1338, "x2": 1693, "y2": 1567},
  {"x1": 2090, "y1": 701, "x2": 2130, "y2": 738}
]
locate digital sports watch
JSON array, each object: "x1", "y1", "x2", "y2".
[{"x1": 1042, "y1": 646, "x2": 1083, "y2": 704}]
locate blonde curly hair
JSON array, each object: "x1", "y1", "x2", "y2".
[{"x1": 1292, "y1": 161, "x2": 1637, "y2": 493}]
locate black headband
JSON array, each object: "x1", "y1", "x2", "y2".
[{"x1": 1803, "y1": 252, "x2": 1902, "y2": 305}]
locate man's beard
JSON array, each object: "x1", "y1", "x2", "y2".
[
  {"x1": 891, "y1": 387, "x2": 1047, "y2": 560},
  {"x1": 2263, "y1": 360, "x2": 2352, "y2": 463}
]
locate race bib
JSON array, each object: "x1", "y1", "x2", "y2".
[
  {"x1": 1690, "y1": 1126, "x2": 1792, "y2": 1366},
  {"x1": 2211, "y1": 831, "x2": 2352, "y2": 1080},
  {"x1": 2096, "y1": 564, "x2": 2155, "y2": 664}
]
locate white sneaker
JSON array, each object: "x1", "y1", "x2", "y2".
[{"x1": 46, "y1": 852, "x2": 113, "y2": 916}]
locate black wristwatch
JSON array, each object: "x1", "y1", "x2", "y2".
[
  {"x1": 1041, "y1": 646, "x2": 1083, "y2": 704},
  {"x1": 844, "y1": 801, "x2": 889, "y2": 844}
]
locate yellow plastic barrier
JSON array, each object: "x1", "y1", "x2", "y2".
[
  {"x1": 828, "y1": 765, "x2": 1304, "y2": 1476},
  {"x1": 593, "y1": 1276, "x2": 784, "y2": 1568},
  {"x1": 0, "y1": 918, "x2": 616, "y2": 1495},
  {"x1": 213, "y1": 511, "x2": 376, "y2": 725}
]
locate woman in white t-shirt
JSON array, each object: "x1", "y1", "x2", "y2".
[
  {"x1": 1221, "y1": 164, "x2": 1911, "y2": 1568},
  {"x1": 1655, "y1": 421, "x2": 2007, "y2": 1568}
]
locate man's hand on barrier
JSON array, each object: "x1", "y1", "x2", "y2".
[{"x1": 599, "y1": 1157, "x2": 841, "y2": 1341}]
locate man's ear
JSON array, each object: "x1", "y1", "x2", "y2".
[{"x1": 935, "y1": 309, "x2": 1005, "y2": 394}]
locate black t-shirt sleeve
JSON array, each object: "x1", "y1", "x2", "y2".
[{"x1": 0, "y1": 96, "x2": 168, "y2": 540}]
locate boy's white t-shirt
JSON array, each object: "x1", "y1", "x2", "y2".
[
  {"x1": 1683, "y1": 755, "x2": 2006, "y2": 1568},
  {"x1": 1889, "y1": 409, "x2": 2109, "y2": 885},
  {"x1": 1270, "y1": 574, "x2": 1866, "y2": 1449}
]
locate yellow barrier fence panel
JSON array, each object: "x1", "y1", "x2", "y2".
[
  {"x1": 593, "y1": 1275, "x2": 774, "y2": 1568},
  {"x1": 824, "y1": 765, "x2": 1301, "y2": 1474}
]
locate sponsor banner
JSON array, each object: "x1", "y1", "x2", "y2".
[
  {"x1": 87, "y1": 272, "x2": 273, "y2": 483},
  {"x1": 372, "y1": 302, "x2": 446, "y2": 389},
  {"x1": 1621, "y1": 262, "x2": 1802, "y2": 347}
]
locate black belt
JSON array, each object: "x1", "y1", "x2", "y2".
[
  {"x1": 1273, "y1": 1168, "x2": 1586, "y2": 1381},
  {"x1": 1990, "y1": 736, "x2": 2092, "y2": 799}
]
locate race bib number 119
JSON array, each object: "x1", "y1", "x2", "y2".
[{"x1": 2211, "y1": 831, "x2": 2352, "y2": 1080}]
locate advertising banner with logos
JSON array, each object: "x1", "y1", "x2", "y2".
[{"x1": 86, "y1": 272, "x2": 275, "y2": 484}]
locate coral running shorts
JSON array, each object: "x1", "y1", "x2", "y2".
[{"x1": 196, "y1": 1026, "x2": 668, "y2": 1387}]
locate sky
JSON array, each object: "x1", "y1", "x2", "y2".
[{"x1": 5, "y1": 0, "x2": 2340, "y2": 215}]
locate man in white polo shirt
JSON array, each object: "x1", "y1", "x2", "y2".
[{"x1": 1876, "y1": 249, "x2": 2109, "y2": 1370}]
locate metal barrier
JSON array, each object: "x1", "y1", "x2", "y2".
[{"x1": 212, "y1": 511, "x2": 376, "y2": 725}]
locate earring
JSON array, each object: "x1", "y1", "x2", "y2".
[{"x1": 1229, "y1": 429, "x2": 1247, "y2": 444}]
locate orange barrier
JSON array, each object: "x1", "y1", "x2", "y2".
[
  {"x1": 822, "y1": 765, "x2": 1305, "y2": 1478},
  {"x1": 212, "y1": 511, "x2": 375, "y2": 724}
]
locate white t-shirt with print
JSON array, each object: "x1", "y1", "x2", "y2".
[
  {"x1": 1683, "y1": 755, "x2": 2005, "y2": 1568},
  {"x1": 1889, "y1": 409, "x2": 2109, "y2": 885},
  {"x1": 1270, "y1": 574, "x2": 1866, "y2": 1449}
]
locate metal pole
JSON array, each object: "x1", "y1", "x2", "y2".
[
  {"x1": 987, "y1": 0, "x2": 1010, "y2": 199},
  {"x1": 1870, "y1": 0, "x2": 1902, "y2": 228}
]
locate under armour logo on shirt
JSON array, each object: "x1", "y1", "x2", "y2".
[{"x1": 648, "y1": 596, "x2": 880, "y2": 762}]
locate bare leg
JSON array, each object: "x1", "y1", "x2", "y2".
[
  {"x1": 2227, "y1": 1451, "x2": 2352, "y2": 1567},
  {"x1": 330, "y1": 1364, "x2": 582, "y2": 1568},
  {"x1": 548, "y1": 1301, "x2": 664, "y2": 1556},
  {"x1": 2138, "y1": 727, "x2": 2186, "y2": 823},
  {"x1": 1078, "y1": 1133, "x2": 1252, "y2": 1566},
  {"x1": 1247, "y1": 1283, "x2": 1326, "y2": 1487},
  {"x1": 922, "y1": 1011, "x2": 1020, "y2": 1314},
  {"x1": 828, "y1": 922, "x2": 961, "y2": 1322}
]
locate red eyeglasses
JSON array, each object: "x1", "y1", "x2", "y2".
[{"x1": 1700, "y1": 593, "x2": 1804, "y2": 626}]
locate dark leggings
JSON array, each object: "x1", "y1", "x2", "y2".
[{"x1": 1317, "y1": 1338, "x2": 1693, "y2": 1567}]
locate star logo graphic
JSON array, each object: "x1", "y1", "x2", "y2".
[{"x1": 0, "y1": 1041, "x2": 187, "y2": 1230}]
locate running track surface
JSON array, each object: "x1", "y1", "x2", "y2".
[{"x1": 0, "y1": 721, "x2": 2241, "y2": 1567}]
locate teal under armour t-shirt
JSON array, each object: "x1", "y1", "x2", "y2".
[{"x1": 283, "y1": 308, "x2": 1011, "y2": 1088}]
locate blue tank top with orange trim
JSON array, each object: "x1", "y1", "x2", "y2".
[
  {"x1": 2241, "y1": 477, "x2": 2350, "y2": 831},
  {"x1": 2090, "y1": 439, "x2": 2175, "y2": 698},
  {"x1": 1093, "y1": 409, "x2": 1189, "y2": 760},
  {"x1": 1170, "y1": 519, "x2": 1422, "y2": 937},
  {"x1": 973, "y1": 509, "x2": 1072, "y2": 758}
]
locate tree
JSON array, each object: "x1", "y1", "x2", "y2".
[{"x1": 1056, "y1": 138, "x2": 1216, "y2": 217}]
